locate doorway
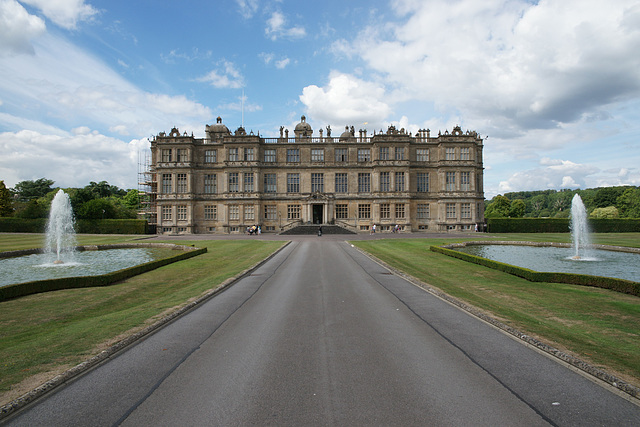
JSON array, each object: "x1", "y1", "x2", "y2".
[{"x1": 312, "y1": 204, "x2": 323, "y2": 224}]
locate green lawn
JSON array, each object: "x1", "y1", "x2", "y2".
[
  {"x1": 0, "y1": 234, "x2": 285, "y2": 404},
  {"x1": 352, "y1": 234, "x2": 640, "y2": 390}
]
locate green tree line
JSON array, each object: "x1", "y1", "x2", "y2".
[
  {"x1": 0, "y1": 178, "x2": 140, "y2": 220},
  {"x1": 484, "y1": 186, "x2": 640, "y2": 219}
]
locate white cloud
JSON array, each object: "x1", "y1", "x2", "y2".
[
  {"x1": 334, "y1": 0, "x2": 640, "y2": 137},
  {"x1": 0, "y1": 129, "x2": 148, "y2": 189},
  {"x1": 300, "y1": 72, "x2": 392, "y2": 127},
  {"x1": 20, "y1": 0, "x2": 97, "y2": 30},
  {"x1": 265, "y1": 11, "x2": 306, "y2": 40},
  {"x1": 235, "y1": 0, "x2": 259, "y2": 19},
  {"x1": 196, "y1": 60, "x2": 244, "y2": 89},
  {"x1": 0, "y1": 32, "x2": 212, "y2": 138},
  {"x1": 275, "y1": 57, "x2": 290, "y2": 69},
  {"x1": 0, "y1": 0, "x2": 46, "y2": 55},
  {"x1": 498, "y1": 158, "x2": 601, "y2": 193}
]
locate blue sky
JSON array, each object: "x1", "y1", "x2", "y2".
[{"x1": 1, "y1": 0, "x2": 639, "y2": 197}]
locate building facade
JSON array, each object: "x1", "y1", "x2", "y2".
[{"x1": 144, "y1": 116, "x2": 484, "y2": 234}]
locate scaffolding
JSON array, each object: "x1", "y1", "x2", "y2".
[{"x1": 138, "y1": 149, "x2": 157, "y2": 232}]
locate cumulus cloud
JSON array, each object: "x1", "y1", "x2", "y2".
[
  {"x1": 20, "y1": 0, "x2": 97, "y2": 30},
  {"x1": 197, "y1": 60, "x2": 245, "y2": 89},
  {"x1": 300, "y1": 72, "x2": 392, "y2": 126},
  {"x1": 265, "y1": 11, "x2": 306, "y2": 40},
  {"x1": 0, "y1": 0, "x2": 46, "y2": 55},
  {"x1": 0, "y1": 129, "x2": 148, "y2": 189},
  {"x1": 498, "y1": 158, "x2": 600, "y2": 193},
  {"x1": 333, "y1": 0, "x2": 640, "y2": 136}
]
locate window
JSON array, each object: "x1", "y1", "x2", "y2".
[
  {"x1": 395, "y1": 172, "x2": 405, "y2": 192},
  {"x1": 358, "y1": 173, "x2": 370, "y2": 193},
  {"x1": 228, "y1": 172, "x2": 239, "y2": 192},
  {"x1": 311, "y1": 149, "x2": 324, "y2": 162},
  {"x1": 264, "y1": 173, "x2": 277, "y2": 193},
  {"x1": 205, "y1": 150, "x2": 216, "y2": 163},
  {"x1": 177, "y1": 173, "x2": 187, "y2": 193},
  {"x1": 311, "y1": 173, "x2": 324, "y2": 192},
  {"x1": 417, "y1": 173, "x2": 429, "y2": 192},
  {"x1": 335, "y1": 173, "x2": 347, "y2": 193},
  {"x1": 379, "y1": 147, "x2": 389, "y2": 160},
  {"x1": 287, "y1": 204, "x2": 301, "y2": 219},
  {"x1": 264, "y1": 149, "x2": 276, "y2": 163},
  {"x1": 380, "y1": 203, "x2": 390, "y2": 219},
  {"x1": 416, "y1": 148, "x2": 429, "y2": 162},
  {"x1": 244, "y1": 148, "x2": 255, "y2": 161},
  {"x1": 177, "y1": 149, "x2": 188, "y2": 162},
  {"x1": 244, "y1": 173, "x2": 254, "y2": 192},
  {"x1": 358, "y1": 204, "x2": 371, "y2": 219},
  {"x1": 204, "y1": 174, "x2": 217, "y2": 194},
  {"x1": 357, "y1": 148, "x2": 371, "y2": 162},
  {"x1": 461, "y1": 147, "x2": 470, "y2": 160},
  {"x1": 264, "y1": 205, "x2": 276, "y2": 220},
  {"x1": 204, "y1": 205, "x2": 217, "y2": 220},
  {"x1": 287, "y1": 148, "x2": 300, "y2": 163},
  {"x1": 446, "y1": 147, "x2": 455, "y2": 160},
  {"x1": 395, "y1": 147, "x2": 405, "y2": 160},
  {"x1": 336, "y1": 204, "x2": 348, "y2": 219},
  {"x1": 335, "y1": 148, "x2": 348, "y2": 162},
  {"x1": 287, "y1": 173, "x2": 300, "y2": 193},
  {"x1": 395, "y1": 204, "x2": 405, "y2": 219},
  {"x1": 244, "y1": 205, "x2": 255, "y2": 221},
  {"x1": 229, "y1": 205, "x2": 239, "y2": 220},
  {"x1": 162, "y1": 206, "x2": 172, "y2": 221},
  {"x1": 161, "y1": 149, "x2": 172, "y2": 162},
  {"x1": 162, "y1": 174, "x2": 172, "y2": 193},
  {"x1": 461, "y1": 171, "x2": 470, "y2": 191},
  {"x1": 177, "y1": 205, "x2": 187, "y2": 220},
  {"x1": 228, "y1": 147, "x2": 239, "y2": 161},
  {"x1": 417, "y1": 204, "x2": 430, "y2": 219},
  {"x1": 380, "y1": 172, "x2": 390, "y2": 192},
  {"x1": 446, "y1": 203, "x2": 456, "y2": 219},
  {"x1": 446, "y1": 171, "x2": 456, "y2": 191},
  {"x1": 461, "y1": 203, "x2": 472, "y2": 219}
]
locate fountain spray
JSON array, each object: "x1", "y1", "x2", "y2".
[{"x1": 45, "y1": 190, "x2": 77, "y2": 264}]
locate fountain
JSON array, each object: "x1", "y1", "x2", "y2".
[
  {"x1": 44, "y1": 190, "x2": 77, "y2": 264},
  {"x1": 570, "y1": 194, "x2": 591, "y2": 260}
]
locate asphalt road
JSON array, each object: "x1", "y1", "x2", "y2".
[{"x1": 4, "y1": 239, "x2": 640, "y2": 426}]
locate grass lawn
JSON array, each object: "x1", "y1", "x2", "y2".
[
  {"x1": 0, "y1": 234, "x2": 285, "y2": 405},
  {"x1": 352, "y1": 233, "x2": 640, "y2": 390}
]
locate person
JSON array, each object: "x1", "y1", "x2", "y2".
[
  {"x1": 318, "y1": 226, "x2": 322, "y2": 236},
  {"x1": 371, "y1": 224, "x2": 376, "y2": 234}
]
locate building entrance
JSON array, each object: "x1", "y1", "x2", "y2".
[{"x1": 312, "y1": 204, "x2": 323, "y2": 224}]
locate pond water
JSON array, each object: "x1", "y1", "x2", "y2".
[
  {"x1": 0, "y1": 248, "x2": 174, "y2": 287},
  {"x1": 455, "y1": 245, "x2": 640, "y2": 283}
]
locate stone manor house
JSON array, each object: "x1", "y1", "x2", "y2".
[{"x1": 141, "y1": 116, "x2": 484, "y2": 234}]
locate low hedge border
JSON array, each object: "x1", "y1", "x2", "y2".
[
  {"x1": 431, "y1": 241, "x2": 640, "y2": 297},
  {"x1": 0, "y1": 243, "x2": 206, "y2": 302},
  {"x1": 487, "y1": 218, "x2": 640, "y2": 233}
]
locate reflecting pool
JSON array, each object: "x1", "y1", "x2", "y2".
[{"x1": 455, "y1": 244, "x2": 640, "y2": 283}]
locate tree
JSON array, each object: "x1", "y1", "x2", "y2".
[
  {"x1": 122, "y1": 189, "x2": 140, "y2": 210},
  {"x1": 616, "y1": 187, "x2": 640, "y2": 218},
  {"x1": 590, "y1": 206, "x2": 619, "y2": 219},
  {"x1": 85, "y1": 181, "x2": 126, "y2": 198},
  {"x1": 0, "y1": 180, "x2": 13, "y2": 216},
  {"x1": 13, "y1": 178, "x2": 54, "y2": 202},
  {"x1": 529, "y1": 194, "x2": 548, "y2": 216},
  {"x1": 15, "y1": 199, "x2": 48, "y2": 218},
  {"x1": 484, "y1": 195, "x2": 511, "y2": 218},
  {"x1": 509, "y1": 199, "x2": 526, "y2": 218},
  {"x1": 593, "y1": 187, "x2": 626, "y2": 208},
  {"x1": 77, "y1": 198, "x2": 116, "y2": 219}
]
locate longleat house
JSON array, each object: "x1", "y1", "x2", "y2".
[{"x1": 141, "y1": 116, "x2": 484, "y2": 234}]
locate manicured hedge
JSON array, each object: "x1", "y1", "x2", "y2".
[
  {"x1": 0, "y1": 245, "x2": 206, "y2": 302},
  {"x1": 487, "y1": 218, "x2": 640, "y2": 233},
  {"x1": 0, "y1": 218, "x2": 149, "y2": 234},
  {"x1": 431, "y1": 245, "x2": 640, "y2": 297}
]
